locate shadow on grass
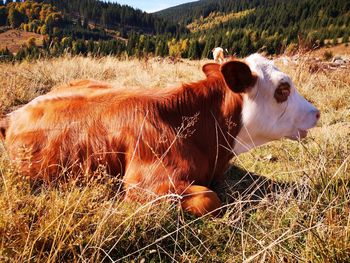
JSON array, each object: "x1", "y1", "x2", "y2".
[{"x1": 213, "y1": 164, "x2": 294, "y2": 206}]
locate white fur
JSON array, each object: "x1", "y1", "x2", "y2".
[
  {"x1": 234, "y1": 54, "x2": 319, "y2": 154},
  {"x1": 212, "y1": 47, "x2": 225, "y2": 64}
]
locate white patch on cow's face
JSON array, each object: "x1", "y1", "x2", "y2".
[{"x1": 234, "y1": 54, "x2": 320, "y2": 155}]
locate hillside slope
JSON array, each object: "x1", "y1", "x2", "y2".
[
  {"x1": 156, "y1": 0, "x2": 252, "y2": 24},
  {"x1": 0, "y1": 0, "x2": 187, "y2": 60},
  {"x1": 157, "y1": 0, "x2": 350, "y2": 26},
  {"x1": 0, "y1": 29, "x2": 44, "y2": 53},
  {"x1": 157, "y1": 0, "x2": 350, "y2": 57},
  {"x1": 0, "y1": 0, "x2": 349, "y2": 59},
  {"x1": 35, "y1": 0, "x2": 186, "y2": 35}
]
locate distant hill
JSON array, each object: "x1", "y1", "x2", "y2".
[
  {"x1": 156, "y1": 0, "x2": 268, "y2": 25},
  {"x1": 0, "y1": 0, "x2": 349, "y2": 61},
  {"x1": 0, "y1": 0, "x2": 186, "y2": 39},
  {"x1": 34, "y1": 0, "x2": 187, "y2": 36},
  {"x1": 0, "y1": 0, "x2": 187, "y2": 60},
  {"x1": 157, "y1": 0, "x2": 350, "y2": 26},
  {"x1": 157, "y1": 0, "x2": 350, "y2": 57}
]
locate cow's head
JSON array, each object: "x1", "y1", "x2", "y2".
[{"x1": 219, "y1": 53, "x2": 320, "y2": 154}]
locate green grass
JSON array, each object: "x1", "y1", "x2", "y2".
[{"x1": 0, "y1": 55, "x2": 349, "y2": 262}]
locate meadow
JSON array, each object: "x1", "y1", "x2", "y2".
[{"x1": 0, "y1": 51, "x2": 349, "y2": 262}]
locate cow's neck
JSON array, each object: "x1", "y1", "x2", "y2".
[
  {"x1": 199, "y1": 83, "x2": 245, "y2": 182},
  {"x1": 233, "y1": 130, "x2": 269, "y2": 155},
  {"x1": 220, "y1": 87, "x2": 244, "y2": 149}
]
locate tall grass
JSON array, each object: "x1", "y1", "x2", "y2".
[{"x1": 0, "y1": 55, "x2": 349, "y2": 262}]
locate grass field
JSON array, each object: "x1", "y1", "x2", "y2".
[{"x1": 0, "y1": 52, "x2": 349, "y2": 262}]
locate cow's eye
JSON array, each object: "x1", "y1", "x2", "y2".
[{"x1": 274, "y1": 83, "x2": 290, "y2": 103}]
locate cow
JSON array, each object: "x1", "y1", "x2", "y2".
[
  {"x1": 212, "y1": 47, "x2": 227, "y2": 64},
  {"x1": 1, "y1": 54, "x2": 320, "y2": 217}
]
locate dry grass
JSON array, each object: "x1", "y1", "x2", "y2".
[
  {"x1": 312, "y1": 44, "x2": 350, "y2": 58},
  {"x1": 0, "y1": 56, "x2": 204, "y2": 114},
  {"x1": 0, "y1": 54, "x2": 349, "y2": 262}
]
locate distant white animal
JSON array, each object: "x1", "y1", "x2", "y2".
[{"x1": 212, "y1": 47, "x2": 227, "y2": 63}]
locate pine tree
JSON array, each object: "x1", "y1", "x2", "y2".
[
  {"x1": 342, "y1": 32, "x2": 349, "y2": 43},
  {"x1": 8, "y1": 7, "x2": 26, "y2": 28},
  {"x1": 0, "y1": 6, "x2": 7, "y2": 25},
  {"x1": 188, "y1": 39, "x2": 201, "y2": 60},
  {"x1": 202, "y1": 37, "x2": 214, "y2": 59}
]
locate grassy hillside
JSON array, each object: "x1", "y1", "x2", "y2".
[
  {"x1": 0, "y1": 51, "x2": 350, "y2": 261},
  {"x1": 0, "y1": 28, "x2": 44, "y2": 53}
]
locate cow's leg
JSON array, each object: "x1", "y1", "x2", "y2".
[
  {"x1": 124, "y1": 175, "x2": 221, "y2": 216},
  {"x1": 123, "y1": 160, "x2": 221, "y2": 216},
  {"x1": 181, "y1": 185, "x2": 221, "y2": 217}
]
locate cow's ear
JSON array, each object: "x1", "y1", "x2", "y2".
[
  {"x1": 220, "y1": 60, "x2": 257, "y2": 93},
  {"x1": 202, "y1": 63, "x2": 220, "y2": 78}
]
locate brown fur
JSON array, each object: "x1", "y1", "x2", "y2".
[{"x1": 4, "y1": 59, "x2": 256, "y2": 216}]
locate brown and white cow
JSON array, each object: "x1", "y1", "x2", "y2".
[{"x1": 1, "y1": 54, "x2": 320, "y2": 216}]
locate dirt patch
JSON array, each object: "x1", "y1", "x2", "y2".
[
  {"x1": 311, "y1": 44, "x2": 350, "y2": 58},
  {"x1": 0, "y1": 29, "x2": 46, "y2": 53}
]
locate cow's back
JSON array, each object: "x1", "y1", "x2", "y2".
[
  {"x1": 5, "y1": 82, "x2": 132, "y2": 180},
  {"x1": 4, "y1": 80, "x2": 203, "y2": 182}
]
